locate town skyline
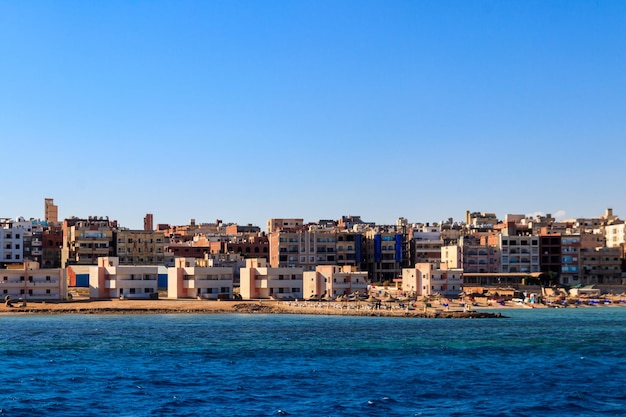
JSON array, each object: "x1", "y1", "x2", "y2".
[{"x1": 0, "y1": 198, "x2": 623, "y2": 232}]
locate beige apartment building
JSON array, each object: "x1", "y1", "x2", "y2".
[
  {"x1": 62, "y1": 217, "x2": 114, "y2": 267},
  {"x1": 239, "y1": 258, "x2": 303, "y2": 300},
  {"x1": 0, "y1": 261, "x2": 67, "y2": 301},
  {"x1": 269, "y1": 229, "x2": 337, "y2": 270},
  {"x1": 442, "y1": 235, "x2": 499, "y2": 273},
  {"x1": 402, "y1": 262, "x2": 463, "y2": 297},
  {"x1": 579, "y1": 247, "x2": 623, "y2": 285},
  {"x1": 114, "y1": 229, "x2": 166, "y2": 265},
  {"x1": 167, "y1": 257, "x2": 233, "y2": 300},
  {"x1": 89, "y1": 257, "x2": 159, "y2": 299},
  {"x1": 303, "y1": 265, "x2": 368, "y2": 300}
]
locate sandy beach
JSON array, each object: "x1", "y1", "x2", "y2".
[
  {"x1": 0, "y1": 298, "x2": 506, "y2": 318},
  {"x1": 1, "y1": 295, "x2": 624, "y2": 318}
]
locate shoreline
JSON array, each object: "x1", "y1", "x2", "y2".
[
  {"x1": 0, "y1": 299, "x2": 508, "y2": 318},
  {"x1": 2, "y1": 297, "x2": 624, "y2": 318}
]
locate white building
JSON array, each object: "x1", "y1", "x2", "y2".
[
  {"x1": 240, "y1": 258, "x2": 303, "y2": 300},
  {"x1": 402, "y1": 262, "x2": 463, "y2": 297},
  {"x1": 605, "y1": 222, "x2": 626, "y2": 248},
  {"x1": 0, "y1": 261, "x2": 67, "y2": 301},
  {"x1": 167, "y1": 257, "x2": 233, "y2": 300},
  {"x1": 89, "y1": 257, "x2": 159, "y2": 299},
  {"x1": 498, "y1": 234, "x2": 540, "y2": 274},
  {"x1": 303, "y1": 265, "x2": 368, "y2": 300},
  {"x1": 1, "y1": 218, "x2": 25, "y2": 264}
]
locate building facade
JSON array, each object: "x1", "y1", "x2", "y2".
[
  {"x1": 302, "y1": 265, "x2": 368, "y2": 300},
  {"x1": 239, "y1": 258, "x2": 303, "y2": 300},
  {"x1": 114, "y1": 229, "x2": 166, "y2": 265},
  {"x1": 402, "y1": 262, "x2": 463, "y2": 297},
  {"x1": 62, "y1": 217, "x2": 114, "y2": 267},
  {"x1": 89, "y1": 257, "x2": 159, "y2": 299},
  {"x1": 167, "y1": 257, "x2": 233, "y2": 299},
  {"x1": 0, "y1": 261, "x2": 66, "y2": 301}
]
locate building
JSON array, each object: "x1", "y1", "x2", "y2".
[
  {"x1": 62, "y1": 217, "x2": 114, "y2": 267},
  {"x1": 267, "y1": 218, "x2": 304, "y2": 233},
  {"x1": 302, "y1": 265, "x2": 369, "y2": 300},
  {"x1": 335, "y1": 230, "x2": 364, "y2": 268},
  {"x1": 605, "y1": 222, "x2": 626, "y2": 249},
  {"x1": 239, "y1": 258, "x2": 303, "y2": 300},
  {"x1": 114, "y1": 229, "x2": 166, "y2": 265},
  {"x1": 88, "y1": 257, "x2": 159, "y2": 299},
  {"x1": 580, "y1": 247, "x2": 623, "y2": 285},
  {"x1": 269, "y1": 229, "x2": 338, "y2": 270},
  {"x1": 0, "y1": 218, "x2": 24, "y2": 265},
  {"x1": 44, "y1": 198, "x2": 59, "y2": 225},
  {"x1": 491, "y1": 233, "x2": 540, "y2": 274},
  {"x1": 559, "y1": 234, "x2": 582, "y2": 285},
  {"x1": 402, "y1": 262, "x2": 463, "y2": 297},
  {"x1": 42, "y1": 226, "x2": 63, "y2": 268},
  {"x1": 408, "y1": 223, "x2": 442, "y2": 265},
  {"x1": 0, "y1": 261, "x2": 67, "y2": 301},
  {"x1": 441, "y1": 235, "x2": 499, "y2": 273},
  {"x1": 167, "y1": 257, "x2": 233, "y2": 300},
  {"x1": 364, "y1": 229, "x2": 403, "y2": 283},
  {"x1": 144, "y1": 213, "x2": 154, "y2": 231}
]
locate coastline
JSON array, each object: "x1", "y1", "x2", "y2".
[
  {"x1": 0, "y1": 299, "x2": 505, "y2": 318},
  {"x1": 2, "y1": 296, "x2": 624, "y2": 318}
]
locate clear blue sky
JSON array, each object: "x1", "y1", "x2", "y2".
[{"x1": 1, "y1": 1, "x2": 625, "y2": 230}]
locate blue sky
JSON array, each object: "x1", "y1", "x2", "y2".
[{"x1": 1, "y1": 1, "x2": 625, "y2": 230}]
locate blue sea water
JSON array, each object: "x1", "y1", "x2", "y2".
[{"x1": 1, "y1": 309, "x2": 626, "y2": 417}]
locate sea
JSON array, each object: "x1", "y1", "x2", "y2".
[{"x1": 1, "y1": 308, "x2": 626, "y2": 417}]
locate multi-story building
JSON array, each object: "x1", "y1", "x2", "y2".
[
  {"x1": 42, "y1": 226, "x2": 64, "y2": 268},
  {"x1": 580, "y1": 247, "x2": 623, "y2": 285},
  {"x1": 465, "y1": 211, "x2": 498, "y2": 232},
  {"x1": 443, "y1": 235, "x2": 499, "y2": 273},
  {"x1": 269, "y1": 229, "x2": 338, "y2": 270},
  {"x1": 364, "y1": 229, "x2": 403, "y2": 283},
  {"x1": 114, "y1": 229, "x2": 166, "y2": 265},
  {"x1": 409, "y1": 223, "x2": 442, "y2": 265},
  {"x1": 44, "y1": 198, "x2": 59, "y2": 225},
  {"x1": 335, "y1": 230, "x2": 363, "y2": 268},
  {"x1": 540, "y1": 230, "x2": 562, "y2": 278},
  {"x1": 0, "y1": 218, "x2": 24, "y2": 265},
  {"x1": 266, "y1": 218, "x2": 304, "y2": 233},
  {"x1": 303, "y1": 265, "x2": 368, "y2": 300},
  {"x1": 143, "y1": 213, "x2": 154, "y2": 231},
  {"x1": 62, "y1": 217, "x2": 114, "y2": 267},
  {"x1": 239, "y1": 258, "x2": 303, "y2": 300},
  {"x1": 89, "y1": 257, "x2": 159, "y2": 299},
  {"x1": 167, "y1": 257, "x2": 233, "y2": 300},
  {"x1": 402, "y1": 262, "x2": 463, "y2": 297},
  {"x1": 559, "y1": 233, "x2": 581, "y2": 285},
  {"x1": 605, "y1": 222, "x2": 626, "y2": 249},
  {"x1": 491, "y1": 233, "x2": 540, "y2": 274},
  {"x1": 0, "y1": 261, "x2": 67, "y2": 301}
]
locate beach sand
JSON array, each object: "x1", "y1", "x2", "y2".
[
  {"x1": 1, "y1": 295, "x2": 623, "y2": 317},
  {"x1": 0, "y1": 298, "x2": 505, "y2": 318}
]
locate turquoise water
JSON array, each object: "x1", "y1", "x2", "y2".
[{"x1": 1, "y1": 309, "x2": 626, "y2": 416}]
